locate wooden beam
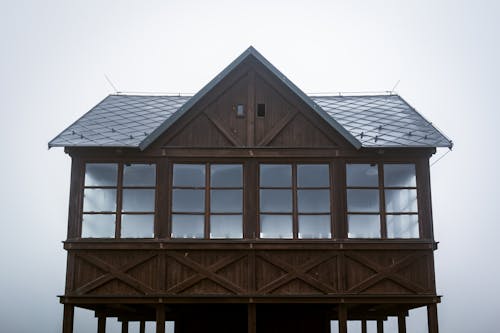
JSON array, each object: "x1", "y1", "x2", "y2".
[
  {"x1": 361, "y1": 320, "x2": 367, "y2": 333},
  {"x1": 97, "y1": 316, "x2": 106, "y2": 333},
  {"x1": 427, "y1": 304, "x2": 439, "y2": 333},
  {"x1": 377, "y1": 319, "x2": 384, "y2": 333},
  {"x1": 248, "y1": 303, "x2": 256, "y2": 333},
  {"x1": 62, "y1": 304, "x2": 74, "y2": 333},
  {"x1": 139, "y1": 321, "x2": 145, "y2": 333},
  {"x1": 156, "y1": 304, "x2": 166, "y2": 333},
  {"x1": 338, "y1": 304, "x2": 347, "y2": 333},
  {"x1": 398, "y1": 313, "x2": 407, "y2": 333},
  {"x1": 121, "y1": 321, "x2": 128, "y2": 333}
]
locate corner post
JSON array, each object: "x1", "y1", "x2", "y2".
[
  {"x1": 248, "y1": 303, "x2": 256, "y2": 333},
  {"x1": 377, "y1": 319, "x2": 384, "y2": 333},
  {"x1": 62, "y1": 304, "x2": 74, "y2": 333},
  {"x1": 140, "y1": 321, "x2": 146, "y2": 333},
  {"x1": 97, "y1": 316, "x2": 106, "y2": 333},
  {"x1": 361, "y1": 320, "x2": 367, "y2": 333},
  {"x1": 121, "y1": 321, "x2": 129, "y2": 333},
  {"x1": 398, "y1": 313, "x2": 407, "y2": 333},
  {"x1": 338, "y1": 304, "x2": 347, "y2": 333},
  {"x1": 156, "y1": 304, "x2": 166, "y2": 333},
  {"x1": 427, "y1": 304, "x2": 439, "y2": 333}
]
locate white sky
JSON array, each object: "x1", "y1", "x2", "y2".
[{"x1": 1, "y1": 0, "x2": 499, "y2": 332}]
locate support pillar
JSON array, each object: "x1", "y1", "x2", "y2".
[
  {"x1": 139, "y1": 321, "x2": 146, "y2": 333},
  {"x1": 338, "y1": 304, "x2": 347, "y2": 333},
  {"x1": 156, "y1": 304, "x2": 166, "y2": 333},
  {"x1": 361, "y1": 320, "x2": 367, "y2": 333},
  {"x1": 62, "y1": 304, "x2": 74, "y2": 333},
  {"x1": 427, "y1": 304, "x2": 439, "y2": 333},
  {"x1": 97, "y1": 316, "x2": 106, "y2": 333},
  {"x1": 398, "y1": 313, "x2": 406, "y2": 333},
  {"x1": 377, "y1": 319, "x2": 384, "y2": 333},
  {"x1": 121, "y1": 321, "x2": 129, "y2": 333},
  {"x1": 248, "y1": 304, "x2": 256, "y2": 333}
]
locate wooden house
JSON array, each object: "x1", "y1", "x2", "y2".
[{"x1": 50, "y1": 47, "x2": 452, "y2": 333}]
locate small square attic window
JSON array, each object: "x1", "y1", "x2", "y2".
[
  {"x1": 234, "y1": 104, "x2": 245, "y2": 118},
  {"x1": 257, "y1": 103, "x2": 266, "y2": 117}
]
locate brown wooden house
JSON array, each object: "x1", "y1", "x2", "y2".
[{"x1": 50, "y1": 47, "x2": 452, "y2": 333}]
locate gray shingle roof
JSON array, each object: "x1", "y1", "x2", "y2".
[{"x1": 49, "y1": 93, "x2": 451, "y2": 150}]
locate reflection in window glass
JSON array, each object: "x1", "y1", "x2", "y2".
[
  {"x1": 82, "y1": 214, "x2": 115, "y2": 238},
  {"x1": 297, "y1": 190, "x2": 330, "y2": 213},
  {"x1": 83, "y1": 189, "x2": 116, "y2": 212},
  {"x1": 260, "y1": 189, "x2": 292, "y2": 213},
  {"x1": 211, "y1": 165, "x2": 242, "y2": 187},
  {"x1": 123, "y1": 164, "x2": 156, "y2": 186},
  {"x1": 346, "y1": 164, "x2": 378, "y2": 187},
  {"x1": 298, "y1": 215, "x2": 331, "y2": 239},
  {"x1": 297, "y1": 164, "x2": 329, "y2": 187},
  {"x1": 173, "y1": 164, "x2": 205, "y2": 187},
  {"x1": 172, "y1": 189, "x2": 205, "y2": 212},
  {"x1": 260, "y1": 165, "x2": 291, "y2": 187},
  {"x1": 348, "y1": 215, "x2": 380, "y2": 238},
  {"x1": 385, "y1": 189, "x2": 418, "y2": 212},
  {"x1": 85, "y1": 164, "x2": 117, "y2": 186},
  {"x1": 210, "y1": 190, "x2": 242, "y2": 213},
  {"x1": 387, "y1": 215, "x2": 419, "y2": 238},
  {"x1": 210, "y1": 215, "x2": 243, "y2": 238},
  {"x1": 346, "y1": 189, "x2": 379, "y2": 212},
  {"x1": 260, "y1": 215, "x2": 293, "y2": 239},
  {"x1": 171, "y1": 215, "x2": 204, "y2": 238},
  {"x1": 384, "y1": 164, "x2": 416, "y2": 187},
  {"x1": 121, "y1": 214, "x2": 154, "y2": 238},
  {"x1": 122, "y1": 189, "x2": 155, "y2": 212}
]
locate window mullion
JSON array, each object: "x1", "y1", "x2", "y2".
[
  {"x1": 205, "y1": 163, "x2": 210, "y2": 239},
  {"x1": 292, "y1": 164, "x2": 298, "y2": 239}
]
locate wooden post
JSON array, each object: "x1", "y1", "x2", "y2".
[
  {"x1": 398, "y1": 313, "x2": 407, "y2": 333},
  {"x1": 377, "y1": 319, "x2": 384, "y2": 333},
  {"x1": 139, "y1": 321, "x2": 146, "y2": 333},
  {"x1": 361, "y1": 320, "x2": 367, "y2": 333},
  {"x1": 121, "y1": 321, "x2": 129, "y2": 333},
  {"x1": 156, "y1": 304, "x2": 166, "y2": 333},
  {"x1": 62, "y1": 304, "x2": 74, "y2": 333},
  {"x1": 248, "y1": 304, "x2": 256, "y2": 333},
  {"x1": 338, "y1": 304, "x2": 347, "y2": 333},
  {"x1": 97, "y1": 316, "x2": 106, "y2": 333},
  {"x1": 427, "y1": 304, "x2": 439, "y2": 333}
]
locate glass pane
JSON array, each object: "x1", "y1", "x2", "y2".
[
  {"x1": 173, "y1": 164, "x2": 205, "y2": 187},
  {"x1": 260, "y1": 164, "x2": 291, "y2": 187},
  {"x1": 384, "y1": 164, "x2": 416, "y2": 187},
  {"x1": 210, "y1": 215, "x2": 243, "y2": 239},
  {"x1": 387, "y1": 215, "x2": 419, "y2": 238},
  {"x1": 298, "y1": 215, "x2": 331, "y2": 239},
  {"x1": 348, "y1": 215, "x2": 381, "y2": 238},
  {"x1": 85, "y1": 163, "x2": 117, "y2": 186},
  {"x1": 123, "y1": 164, "x2": 156, "y2": 186},
  {"x1": 260, "y1": 189, "x2": 292, "y2": 213},
  {"x1": 211, "y1": 190, "x2": 242, "y2": 213},
  {"x1": 121, "y1": 214, "x2": 154, "y2": 238},
  {"x1": 346, "y1": 164, "x2": 378, "y2": 187},
  {"x1": 171, "y1": 214, "x2": 204, "y2": 238},
  {"x1": 260, "y1": 215, "x2": 293, "y2": 239},
  {"x1": 83, "y1": 189, "x2": 116, "y2": 212},
  {"x1": 172, "y1": 189, "x2": 205, "y2": 212},
  {"x1": 346, "y1": 189, "x2": 379, "y2": 212},
  {"x1": 297, "y1": 164, "x2": 330, "y2": 187},
  {"x1": 122, "y1": 189, "x2": 155, "y2": 212},
  {"x1": 211, "y1": 164, "x2": 242, "y2": 187},
  {"x1": 82, "y1": 214, "x2": 115, "y2": 238},
  {"x1": 385, "y1": 189, "x2": 418, "y2": 212},
  {"x1": 297, "y1": 189, "x2": 330, "y2": 213}
]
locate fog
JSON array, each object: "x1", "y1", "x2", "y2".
[{"x1": 1, "y1": 0, "x2": 499, "y2": 332}]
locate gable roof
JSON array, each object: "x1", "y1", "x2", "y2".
[{"x1": 49, "y1": 47, "x2": 452, "y2": 150}]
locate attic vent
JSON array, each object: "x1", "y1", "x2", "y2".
[{"x1": 257, "y1": 103, "x2": 266, "y2": 117}]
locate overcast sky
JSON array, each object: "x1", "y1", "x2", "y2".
[{"x1": 1, "y1": 0, "x2": 499, "y2": 332}]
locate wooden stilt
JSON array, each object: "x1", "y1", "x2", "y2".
[
  {"x1": 62, "y1": 304, "x2": 74, "y2": 333},
  {"x1": 156, "y1": 304, "x2": 166, "y2": 333},
  {"x1": 121, "y1": 321, "x2": 129, "y2": 333},
  {"x1": 139, "y1": 321, "x2": 146, "y2": 333},
  {"x1": 377, "y1": 319, "x2": 384, "y2": 333},
  {"x1": 248, "y1": 304, "x2": 256, "y2": 333},
  {"x1": 427, "y1": 304, "x2": 439, "y2": 333},
  {"x1": 398, "y1": 313, "x2": 407, "y2": 333},
  {"x1": 361, "y1": 320, "x2": 367, "y2": 333},
  {"x1": 97, "y1": 316, "x2": 106, "y2": 333},
  {"x1": 338, "y1": 304, "x2": 347, "y2": 333}
]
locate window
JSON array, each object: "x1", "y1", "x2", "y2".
[
  {"x1": 171, "y1": 164, "x2": 243, "y2": 239},
  {"x1": 346, "y1": 163, "x2": 418, "y2": 239},
  {"x1": 82, "y1": 163, "x2": 156, "y2": 238},
  {"x1": 259, "y1": 164, "x2": 332, "y2": 239}
]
